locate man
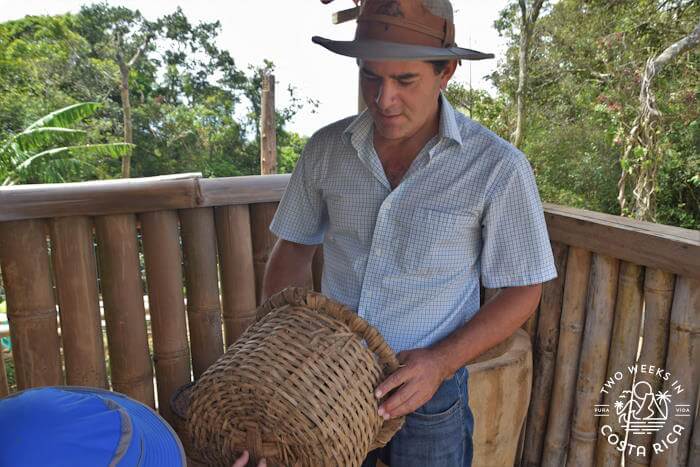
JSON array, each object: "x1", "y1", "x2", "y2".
[{"x1": 262, "y1": 0, "x2": 557, "y2": 465}]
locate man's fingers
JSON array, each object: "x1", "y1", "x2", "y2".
[
  {"x1": 379, "y1": 384, "x2": 417, "y2": 418},
  {"x1": 386, "y1": 391, "x2": 426, "y2": 418},
  {"x1": 375, "y1": 366, "x2": 411, "y2": 399},
  {"x1": 232, "y1": 450, "x2": 249, "y2": 467}
]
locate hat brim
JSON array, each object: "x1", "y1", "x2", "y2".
[
  {"x1": 312, "y1": 36, "x2": 494, "y2": 61},
  {"x1": 96, "y1": 389, "x2": 186, "y2": 467},
  {"x1": 72, "y1": 387, "x2": 187, "y2": 467}
]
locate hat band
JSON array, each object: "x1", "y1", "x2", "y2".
[{"x1": 356, "y1": 14, "x2": 455, "y2": 49}]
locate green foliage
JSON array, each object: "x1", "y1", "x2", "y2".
[
  {"x1": 0, "y1": 5, "x2": 313, "y2": 184},
  {"x1": 489, "y1": 0, "x2": 699, "y2": 228},
  {"x1": 0, "y1": 102, "x2": 131, "y2": 185}
]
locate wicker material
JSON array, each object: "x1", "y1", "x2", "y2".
[{"x1": 174, "y1": 287, "x2": 404, "y2": 467}]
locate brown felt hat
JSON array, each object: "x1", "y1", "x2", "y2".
[{"x1": 313, "y1": 0, "x2": 494, "y2": 61}]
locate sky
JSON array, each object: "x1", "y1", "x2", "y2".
[{"x1": 0, "y1": 0, "x2": 510, "y2": 136}]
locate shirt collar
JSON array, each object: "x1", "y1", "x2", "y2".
[{"x1": 343, "y1": 91, "x2": 463, "y2": 151}]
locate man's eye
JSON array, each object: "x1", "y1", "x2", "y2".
[{"x1": 398, "y1": 80, "x2": 414, "y2": 86}]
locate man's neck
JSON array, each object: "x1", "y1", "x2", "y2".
[{"x1": 373, "y1": 98, "x2": 441, "y2": 159}]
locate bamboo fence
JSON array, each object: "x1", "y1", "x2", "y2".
[{"x1": 0, "y1": 174, "x2": 697, "y2": 467}]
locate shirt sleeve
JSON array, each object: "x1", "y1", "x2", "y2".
[
  {"x1": 269, "y1": 138, "x2": 327, "y2": 245},
  {"x1": 480, "y1": 155, "x2": 558, "y2": 288}
]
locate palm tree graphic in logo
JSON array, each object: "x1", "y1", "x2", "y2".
[{"x1": 615, "y1": 381, "x2": 671, "y2": 434}]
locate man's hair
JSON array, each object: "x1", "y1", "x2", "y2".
[{"x1": 428, "y1": 60, "x2": 449, "y2": 75}]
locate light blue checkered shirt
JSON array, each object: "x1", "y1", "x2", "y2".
[{"x1": 270, "y1": 93, "x2": 557, "y2": 353}]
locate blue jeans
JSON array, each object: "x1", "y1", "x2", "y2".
[{"x1": 361, "y1": 367, "x2": 474, "y2": 467}]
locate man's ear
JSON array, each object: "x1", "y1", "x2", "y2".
[{"x1": 441, "y1": 60, "x2": 458, "y2": 88}]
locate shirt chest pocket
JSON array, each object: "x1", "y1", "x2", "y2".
[{"x1": 401, "y1": 207, "x2": 481, "y2": 274}]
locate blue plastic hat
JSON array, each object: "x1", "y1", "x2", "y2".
[{"x1": 0, "y1": 386, "x2": 186, "y2": 466}]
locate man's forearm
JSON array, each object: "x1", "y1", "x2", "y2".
[
  {"x1": 261, "y1": 239, "x2": 319, "y2": 301},
  {"x1": 430, "y1": 284, "x2": 542, "y2": 380}
]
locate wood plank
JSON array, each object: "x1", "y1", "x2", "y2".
[
  {"x1": 541, "y1": 247, "x2": 592, "y2": 466},
  {"x1": 521, "y1": 242, "x2": 568, "y2": 467},
  {"x1": 650, "y1": 276, "x2": 700, "y2": 467},
  {"x1": 333, "y1": 6, "x2": 360, "y2": 24},
  {"x1": 0, "y1": 174, "x2": 201, "y2": 222},
  {"x1": 566, "y1": 254, "x2": 620, "y2": 466},
  {"x1": 198, "y1": 175, "x2": 289, "y2": 207},
  {"x1": 215, "y1": 205, "x2": 257, "y2": 347},
  {"x1": 179, "y1": 208, "x2": 224, "y2": 378},
  {"x1": 595, "y1": 261, "x2": 644, "y2": 467},
  {"x1": 50, "y1": 216, "x2": 107, "y2": 388},
  {"x1": 140, "y1": 210, "x2": 191, "y2": 424},
  {"x1": 626, "y1": 268, "x2": 675, "y2": 467},
  {"x1": 0, "y1": 219, "x2": 62, "y2": 389},
  {"x1": 95, "y1": 214, "x2": 155, "y2": 407},
  {"x1": 544, "y1": 203, "x2": 699, "y2": 279}
]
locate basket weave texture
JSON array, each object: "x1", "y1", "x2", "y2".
[{"x1": 182, "y1": 287, "x2": 404, "y2": 467}]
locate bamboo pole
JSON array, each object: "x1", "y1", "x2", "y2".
[
  {"x1": 542, "y1": 247, "x2": 592, "y2": 466},
  {"x1": 179, "y1": 208, "x2": 224, "y2": 378},
  {"x1": 140, "y1": 210, "x2": 191, "y2": 424},
  {"x1": 595, "y1": 261, "x2": 645, "y2": 467},
  {"x1": 0, "y1": 219, "x2": 62, "y2": 389},
  {"x1": 50, "y1": 216, "x2": 107, "y2": 388},
  {"x1": 650, "y1": 276, "x2": 700, "y2": 467},
  {"x1": 95, "y1": 214, "x2": 154, "y2": 407},
  {"x1": 312, "y1": 245, "x2": 324, "y2": 293},
  {"x1": 214, "y1": 205, "x2": 257, "y2": 347},
  {"x1": 0, "y1": 349, "x2": 8, "y2": 396},
  {"x1": 565, "y1": 253, "x2": 620, "y2": 467},
  {"x1": 250, "y1": 202, "x2": 281, "y2": 304},
  {"x1": 521, "y1": 242, "x2": 568, "y2": 467},
  {"x1": 626, "y1": 268, "x2": 675, "y2": 467},
  {"x1": 689, "y1": 393, "x2": 699, "y2": 467},
  {"x1": 260, "y1": 73, "x2": 277, "y2": 175}
]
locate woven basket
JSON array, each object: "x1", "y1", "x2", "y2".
[{"x1": 172, "y1": 287, "x2": 404, "y2": 467}]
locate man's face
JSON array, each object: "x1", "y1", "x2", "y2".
[{"x1": 359, "y1": 59, "x2": 456, "y2": 143}]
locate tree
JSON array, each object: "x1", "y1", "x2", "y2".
[
  {"x1": 0, "y1": 7, "x2": 316, "y2": 182},
  {"x1": 0, "y1": 102, "x2": 130, "y2": 185},
  {"x1": 512, "y1": 0, "x2": 546, "y2": 149},
  {"x1": 491, "y1": 0, "x2": 699, "y2": 229},
  {"x1": 618, "y1": 18, "x2": 700, "y2": 221}
]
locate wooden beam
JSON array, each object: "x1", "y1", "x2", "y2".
[
  {"x1": 333, "y1": 6, "x2": 360, "y2": 24},
  {"x1": 543, "y1": 203, "x2": 700, "y2": 280},
  {"x1": 260, "y1": 73, "x2": 277, "y2": 175}
]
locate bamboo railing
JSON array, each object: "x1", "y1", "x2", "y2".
[{"x1": 0, "y1": 173, "x2": 698, "y2": 466}]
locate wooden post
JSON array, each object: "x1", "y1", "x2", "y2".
[
  {"x1": 50, "y1": 216, "x2": 107, "y2": 388},
  {"x1": 214, "y1": 205, "x2": 257, "y2": 347},
  {"x1": 521, "y1": 242, "x2": 568, "y2": 467},
  {"x1": 250, "y1": 202, "x2": 280, "y2": 304},
  {"x1": 260, "y1": 73, "x2": 277, "y2": 175},
  {"x1": 140, "y1": 210, "x2": 191, "y2": 424},
  {"x1": 689, "y1": 397, "x2": 699, "y2": 467},
  {"x1": 95, "y1": 214, "x2": 155, "y2": 407},
  {"x1": 312, "y1": 245, "x2": 324, "y2": 293},
  {"x1": 627, "y1": 268, "x2": 675, "y2": 467},
  {"x1": 0, "y1": 220, "x2": 62, "y2": 389},
  {"x1": 566, "y1": 254, "x2": 620, "y2": 466},
  {"x1": 595, "y1": 261, "x2": 645, "y2": 467},
  {"x1": 650, "y1": 276, "x2": 700, "y2": 467},
  {"x1": 179, "y1": 208, "x2": 224, "y2": 378},
  {"x1": 541, "y1": 247, "x2": 592, "y2": 466},
  {"x1": 0, "y1": 349, "x2": 9, "y2": 396}
]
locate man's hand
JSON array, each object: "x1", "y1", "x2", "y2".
[
  {"x1": 374, "y1": 348, "x2": 449, "y2": 419},
  {"x1": 232, "y1": 450, "x2": 266, "y2": 467}
]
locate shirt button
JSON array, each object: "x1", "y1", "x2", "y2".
[
  {"x1": 385, "y1": 202, "x2": 392, "y2": 210},
  {"x1": 375, "y1": 248, "x2": 382, "y2": 256}
]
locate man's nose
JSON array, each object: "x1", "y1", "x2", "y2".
[{"x1": 374, "y1": 81, "x2": 397, "y2": 110}]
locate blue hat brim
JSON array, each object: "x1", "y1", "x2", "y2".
[
  {"x1": 80, "y1": 387, "x2": 187, "y2": 467},
  {"x1": 312, "y1": 36, "x2": 494, "y2": 61},
  {"x1": 61, "y1": 387, "x2": 186, "y2": 467}
]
